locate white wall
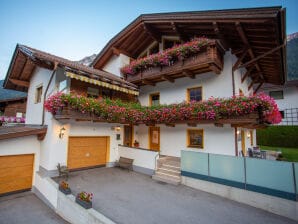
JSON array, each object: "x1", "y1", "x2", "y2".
[
  {"x1": 0, "y1": 136, "x2": 41, "y2": 185},
  {"x1": 134, "y1": 124, "x2": 236, "y2": 157},
  {"x1": 26, "y1": 67, "x2": 53, "y2": 125},
  {"x1": 118, "y1": 145, "x2": 158, "y2": 170},
  {"x1": 102, "y1": 54, "x2": 130, "y2": 77}
]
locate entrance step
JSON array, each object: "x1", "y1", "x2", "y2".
[{"x1": 153, "y1": 156, "x2": 181, "y2": 185}]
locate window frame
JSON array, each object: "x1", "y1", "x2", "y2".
[
  {"x1": 269, "y1": 90, "x2": 284, "y2": 100},
  {"x1": 187, "y1": 86, "x2": 203, "y2": 103},
  {"x1": 149, "y1": 92, "x2": 160, "y2": 106},
  {"x1": 187, "y1": 129, "x2": 204, "y2": 149},
  {"x1": 35, "y1": 85, "x2": 43, "y2": 104}
]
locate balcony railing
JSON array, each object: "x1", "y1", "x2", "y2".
[{"x1": 124, "y1": 40, "x2": 224, "y2": 85}]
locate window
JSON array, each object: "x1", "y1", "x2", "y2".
[
  {"x1": 279, "y1": 110, "x2": 285, "y2": 119},
  {"x1": 102, "y1": 88, "x2": 112, "y2": 98},
  {"x1": 58, "y1": 80, "x2": 67, "y2": 92},
  {"x1": 187, "y1": 129, "x2": 204, "y2": 148},
  {"x1": 269, "y1": 90, "x2": 284, "y2": 100},
  {"x1": 35, "y1": 86, "x2": 43, "y2": 103},
  {"x1": 187, "y1": 87, "x2": 202, "y2": 102},
  {"x1": 163, "y1": 39, "x2": 181, "y2": 50},
  {"x1": 149, "y1": 93, "x2": 160, "y2": 106},
  {"x1": 87, "y1": 87, "x2": 99, "y2": 98}
]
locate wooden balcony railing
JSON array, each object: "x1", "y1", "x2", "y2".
[{"x1": 125, "y1": 40, "x2": 224, "y2": 86}]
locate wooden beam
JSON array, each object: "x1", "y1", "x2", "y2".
[
  {"x1": 232, "y1": 47, "x2": 249, "y2": 71},
  {"x1": 238, "y1": 43, "x2": 285, "y2": 69},
  {"x1": 143, "y1": 23, "x2": 161, "y2": 42},
  {"x1": 182, "y1": 70, "x2": 195, "y2": 79},
  {"x1": 171, "y1": 22, "x2": 188, "y2": 41},
  {"x1": 161, "y1": 75, "x2": 175, "y2": 83},
  {"x1": 9, "y1": 78, "x2": 29, "y2": 88},
  {"x1": 212, "y1": 22, "x2": 229, "y2": 50},
  {"x1": 209, "y1": 64, "x2": 221, "y2": 74},
  {"x1": 111, "y1": 47, "x2": 132, "y2": 57},
  {"x1": 142, "y1": 79, "x2": 155, "y2": 86},
  {"x1": 166, "y1": 123, "x2": 175, "y2": 127},
  {"x1": 214, "y1": 123, "x2": 224, "y2": 127},
  {"x1": 253, "y1": 82, "x2": 264, "y2": 94},
  {"x1": 187, "y1": 123, "x2": 197, "y2": 127},
  {"x1": 248, "y1": 80, "x2": 254, "y2": 91}
]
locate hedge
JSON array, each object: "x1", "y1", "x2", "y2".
[{"x1": 257, "y1": 126, "x2": 298, "y2": 147}]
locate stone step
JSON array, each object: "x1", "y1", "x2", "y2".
[
  {"x1": 152, "y1": 173, "x2": 181, "y2": 185},
  {"x1": 159, "y1": 163, "x2": 180, "y2": 171},
  {"x1": 159, "y1": 156, "x2": 181, "y2": 162},
  {"x1": 156, "y1": 168, "x2": 181, "y2": 177},
  {"x1": 157, "y1": 160, "x2": 180, "y2": 168}
]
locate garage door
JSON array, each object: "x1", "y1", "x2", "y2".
[
  {"x1": 0, "y1": 154, "x2": 34, "y2": 195},
  {"x1": 68, "y1": 137, "x2": 109, "y2": 170}
]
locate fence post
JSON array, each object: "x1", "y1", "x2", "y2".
[
  {"x1": 292, "y1": 163, "x2": 297, "y2": 201},
  {"x1": 244, "y1": 157, "x2": 247, "y2": 190}
]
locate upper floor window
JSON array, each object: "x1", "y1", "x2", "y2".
[
  {"x1": 87, "y1": 87, "x2": 99, "y2": 98},
  {"x1": 35, "y1": 85, "x2": 43, "y2": 103},
  {"x1": 269, "y1": 90, "x2": 284, "y2": 100},
  {"x1": 150, "y1": 93, "x2": 160, "y2": 106},
  {"x1": 187, "y1": 87, "x2": 202, "y2": 102},
  {"x1": 163, "y1": 38, "x2": 181, "y2": 50}
]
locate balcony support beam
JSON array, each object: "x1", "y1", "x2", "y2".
[{"x1": 161, "y1": 75, "x2": 175, "y2": 83}]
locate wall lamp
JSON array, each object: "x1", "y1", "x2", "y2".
[{"x1": 59, "y1": 126, "x2": 66, "y2": 139}]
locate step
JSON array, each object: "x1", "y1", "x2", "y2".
[
  {"x1": 159, "y1": 163, "x2": 180, "y2": 171},
  {"x1": 157, "y1": 160, "x2": 180, "y2": 168},
  {"x1": 152, "y1": 173, "x2": 181, "y2": 185},
  {"x1": 156, "y1": 169, "x2": 181, "y2": 177},
  {"x1": 158, "y1": 167, "x2": 181, "y2": 174}
]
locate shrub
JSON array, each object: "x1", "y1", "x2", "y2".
[{"x1": 257, "y1": 126, "x2": 298, "y2": 147}]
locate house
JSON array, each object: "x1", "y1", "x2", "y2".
[
  {"x1": 0, "y1": 79, "x2": 27, "y2": 118},
  {"x1": 256, "y1": 80, "x2": 298, "y2": 126},
  {"x1": 0, "y1": 6, "x2": 286, "y2": 198}
]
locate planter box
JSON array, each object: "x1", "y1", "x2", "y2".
[
  {"x1": 75, "y1": 195, "x2": 92, "y2": 209},
  {"x1": 59, "y1": 186, "x2": 71, "y2": 195}
]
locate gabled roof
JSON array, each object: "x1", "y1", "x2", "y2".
[
  {"x1": 92, "y1": 6, "x2": 286, "y2": 85},
  {"x1": 0, "y1": 80, "x2": 27, "y2": 102},
  {"x1": 3, "y1": 44, "x2": 138, "y2": 92}
]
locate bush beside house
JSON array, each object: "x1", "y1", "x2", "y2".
[{"x1": 257, "y1": 126, "x2": 298, "y2": 147}]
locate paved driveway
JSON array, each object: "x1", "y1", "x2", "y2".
[
  {"x1": 0, "y1": 192, "x2": 68, "y2": 224},
  {"x1": 60, "y1": 167, "x2": 295, "y2": 224}
]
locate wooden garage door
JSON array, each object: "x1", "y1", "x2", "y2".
[
  {"x1": 0, "y1": 154, "x2": 34, "y2": 195},
  {"x1": 68, "y1": 137, "x2": 109, "y2": 170}
]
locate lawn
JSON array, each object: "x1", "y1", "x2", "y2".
[{"x1": 260, "y1": 145, "x2": 298, "y2": 162}]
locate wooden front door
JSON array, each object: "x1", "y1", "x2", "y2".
[
  {"x1": 123, "y1": 125, "x2": 133, "y2": 147},
  {"x1": 68, "y1": 136, "x2": 109, "y2": 170},
  {"x1": 241, "y1": 130, "x2": 246, "y2": 156},
  {"x1": 149, "y1": 126, "x2": 160, "y2": 151},
  {"x1": 0, "y1": 154, "x2": 34, "y2": 195}
]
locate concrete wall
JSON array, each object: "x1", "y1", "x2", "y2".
[
  {"x1": 134, "y1": 124, "x2": 236, "y2": 157},
  {"x1": 26, "y1": 67, "x2": 53, "y2": 125},
  {"x1": 118, "y1": 145, "x2": 158, "y2": 172},
  {"x1": 182, "y1": 176, "x2": 298, "y2": 221},
  {"x1": 0, "y1": 136, "x2": 41, "y2": 185}
]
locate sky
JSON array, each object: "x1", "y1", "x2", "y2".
[{"x1": 0, "y1": 0, "x2": 297, "y2": 80}]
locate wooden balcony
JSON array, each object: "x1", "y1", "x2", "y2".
[
  {"x1": 54, "y1": 106, "x2": 265, "y2": 128},
  {"x1": 125, "y1": 40, "x2": 224, "y2": 86}
]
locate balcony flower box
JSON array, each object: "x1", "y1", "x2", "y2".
[{"x1": 59, "y1": 181, "x2": 71, "y2": 195}]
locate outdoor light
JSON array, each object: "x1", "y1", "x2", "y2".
[
  {"x1": 59, "y1": 126, "x2": 66, "y2": 139},
  {"x1": 236, "y1": 130, "x2": 240, "y2": 135},
  {"x1": 247, "y1": 132, "x2": 251, "y2": 138}
]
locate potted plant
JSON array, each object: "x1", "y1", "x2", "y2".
[
  {"x1": 133, "y1": 140, "x2": 139, "y2": 147},
  {"x1": 75, "y1": 191, "x2": 93, "y2": 209},
  {"x1": 59, "y1": 181, "x2": 71, "y2": 195}
]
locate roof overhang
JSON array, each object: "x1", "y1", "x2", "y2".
[
  {"x1": 0, "y1": 125, "x2": 47, "y2": 141},
  {"x1": 3, "y1": 45, "x2": 138, "y2": 93},
  {"x1": 92, "y1": 6, "x2": 286, "y2": 85}
]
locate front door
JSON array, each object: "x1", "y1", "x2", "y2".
[
  {"x1": 149, "y1": 126, "x2": 160, "y2": 151},
  {"x1": 123, "y1": 125, "x2": 133, "y2": 147}
]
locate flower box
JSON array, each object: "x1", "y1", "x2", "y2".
[
  {"x1": 59, "y1": 185, "x2": 71, "y2": 195},
  {"x1": 75, "y1": 195, "x2": 92, "y2": 209}
]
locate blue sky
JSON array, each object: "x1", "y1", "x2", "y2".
[{"x1": 0, "y1": 0, "x2": 297, "y2": 80}]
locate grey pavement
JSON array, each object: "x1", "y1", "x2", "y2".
[
  {"x1": 0, "y1": 191, "x2": 68, "y2": 224},
  {"x1": 59, "y1": 167, "x2": 295, "y2": 224}
]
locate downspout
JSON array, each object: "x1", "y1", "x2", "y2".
[
  {"x1": 42, "y1": 63, "x2": 58, "y2": 125},
  {"x1": 231, "y1": 52, "x2": 238, "y2": 156}
]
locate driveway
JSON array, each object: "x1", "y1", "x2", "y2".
[
  {"x1": 59, "y1": 167, "x2": 295, "y2": 224},
  {"x1": 0, "y1": 192, "x2": 68, "y2": 224}
]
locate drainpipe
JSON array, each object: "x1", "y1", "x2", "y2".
[
  {"x1": 42, "y1": 63, "x2": 58, "y2": 125},
  {"x1": 231, "y1": 52, "x2": 238, "y2": 156}
]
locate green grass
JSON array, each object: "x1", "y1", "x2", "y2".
[{"x1": 260, "y1": 145, "x2": 298, "y2": 162}]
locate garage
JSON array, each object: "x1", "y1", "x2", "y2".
[
  {"x1": 67, "y1": 136, "x2": 109, "y2": 170},
  {"x1": 0, "y1": 154, "x2": 34, "y2": 195}
]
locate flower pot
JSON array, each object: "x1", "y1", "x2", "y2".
[
  {"x1": 75, "y1": 195, "x2": 92, "y2": 209},
  {"x1": 59, "y1": 186, "x2": 71, "y2": 195}
]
